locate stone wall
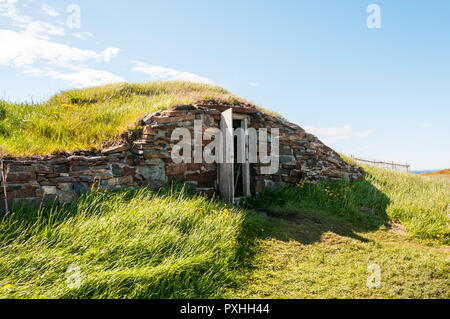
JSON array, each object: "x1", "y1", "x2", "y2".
[
  {"x1": 246, "y1": 109, "x2": 364, "y2": 193},
  {"x1": 0, "y1": 102, "x2": 363, "y2": 211}
]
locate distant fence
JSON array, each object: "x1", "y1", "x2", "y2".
[{"x1": 350, "y1": 155, "x2": 410, "y2": 173}]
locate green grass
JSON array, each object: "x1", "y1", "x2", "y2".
[
  {"x1": 0, "y1": 185, "x2": 259, "y2": 298},
  {"x1": 229, "y1": 164, "x2": 449, "y2": 299},
  {"x1": 0, "y1": 81, "x2": 283, "y2": 157},
  {"x1": 225, "y1": 211, "x2": 449, "y2": 299},
  {"x1": 243, "y1": 164, "x2": 450, "y2": 245},
  {"x1": 0, "y1": 165, "x2": 448, "y2": 298}
]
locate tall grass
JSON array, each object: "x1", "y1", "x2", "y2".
[
  {"x1": 363, "y1": 165, "x2": 449, "y2": 244},
  {"x1": 243, "y1": 165, "x2": 450, "y2": 244},
  {"x1": 0, "y1": 166, "x2": 447, "y2": 298},
  {"x1": 0, "y1": 186, "x2": 256, "y2": 298},
  {"x1": 0, "y1": 81, "x2": 255, "y2": 156}
]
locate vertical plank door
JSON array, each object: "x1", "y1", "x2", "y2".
[{"x1": 218, "y1": 108, "x2": 234, "y2": 203}]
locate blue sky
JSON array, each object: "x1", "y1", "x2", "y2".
[{"x1": 1, "y1": 0, "x2": 449, "y2": 170}]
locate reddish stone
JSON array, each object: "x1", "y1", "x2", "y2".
[
  {"x1": 33, "y1": 164, "x2": 53, "y2": 174},
  {"x1": 185, "y1": 171, "x2": 216, "y2": 182},
  {"x1": 123, "y1": 166, "x2": 135, "y2": 176},
  {"x1": 119, "y1": 176, "x2": 134, "y2": 184},
  {"x1": 143, "y1": 126, "x2": 156, "y2": 135},
  {"x1": 8, "y1": 165, "x2": 35, "y2": 173},
  {"x1": 126, "y1": 156, "x2": 135, "y2": 166},
  {"x1": 101, "y1": 143, "x2": 131, "y2": 155},
  {"x1": 166, "y1": 165, "x2": 187, "y2": 176},
  {"x1": 255, "y1": 180, "x2": 264, "y2": 193},
  {"x1": 48, "y1": 177, "x2": 76, "y2": 183},
  {"x1": 186, "y1": 163, "x2": 203, "y2": 171},
  {"x1": 6, "y1": 172, "x2": 36, "y2": 183},
  {"x1": 161, "y1": 110, "x2": 188, "y2": 117},
  {"x1": 10, "y1": 187, "x2": 36, "y2": 198},
  {"x1": 49, "y1": 158, "x2": 69, "y2": 165},
  {"x1": 54, "y1": 165, "x2": 69, "y2": 174},
  {"x1": 143, "y1": 153, "x2": 167, "y2": 160},
  {"x1": 209, "y1": 105, "x2": 257, "y2": 114}
]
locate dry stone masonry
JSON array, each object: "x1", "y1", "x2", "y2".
[{"x1": 0, "y1": 101, "x2": 363, "y2": 211}]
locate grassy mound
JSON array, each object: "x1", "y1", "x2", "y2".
[
  {"x1": 0, "y1": 81, "x2": 262, "y2": 157},
  {"x1": 0, "y1": 186, "x2": 258, "y2": 298}
]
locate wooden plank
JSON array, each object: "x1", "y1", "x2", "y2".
[
  {"x1": 232, "y1": 113, "x2": 251, "y2": 120},
  {"x1": 208, "y1": 105, "x2": 257, "y2": 114},
  {"x1": 243, "y1": 117, "x2": 251, "y2": 197},
  {"x1": 1, "y1": 159, "x2": 8, "y2": 214},
  {"x1": 218, "y1": 108, "x2": 234, "y2": 203}
]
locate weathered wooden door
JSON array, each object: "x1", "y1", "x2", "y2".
[
  {"x1": 218, "y1": 108, "x2": 234, "y2": 203},
  {"x1": 242, "y1": 117, "x2": 251, "y2": 197}
]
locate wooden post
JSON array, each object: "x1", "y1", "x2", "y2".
[
  {"x1": 243, "y1": 117, "x2": 251, "y2": 197},
  {"x1": 0, "y1": 157, "x2": 8, "y2": 215}
]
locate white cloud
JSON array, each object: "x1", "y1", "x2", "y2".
[
  {"x1": 0, "y1": 1, "x2": 62, "y2": 39},
  {"x1": 16, "y1": 63, "x2": 125, "y2": 88},
  {"x1": 0, "y1": 0, "x2": 18, "y2": 4},
  {"x1": 41, "y1": 3, "x2": 59, "y2": 17},
  {"x1": 102, "y1": 47, "x2": 120, "y2": 62},
  {"x1": 0, "y1": 30, "x2": 119, "y2": 67},
  {"x1": 0, "y1": 29, "x2": 122, "y2": 87},
  {"x1": 418, "y1": 122, "x2": 432, "y2": 129},
  {"x1": 249, "y1": 82, "x2": 261, "y2": 87},
  {"x1": 304, "y1": 125, "x2": 375, "y2": 143},
  {"x1": 22, "y1": 20, "x2": 65, "y2": 38},
  {"x1": 45, "y1": 66, "x2": 125, "y2": 88},
  {"x1": 72, "y1": 31, "x2": 94, "y2": 40},
  {"x1": 0, "y1": 0, "x2": 32, "y2": 25},
  {"x1": 0, "y1": 1, "x2": 124, "y2": 89},
  {"x1": 132, "y1": 61, "x2": 213, "y2": 84}
]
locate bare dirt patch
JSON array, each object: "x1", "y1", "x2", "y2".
[{"x1": 389, "y1": 222, "x2": 408, "y2": 236}]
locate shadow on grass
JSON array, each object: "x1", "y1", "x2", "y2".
[
  {"x1": 256, "y1": 209, "x2": 374, "y2": 245},
  {"x1": 241, "y1": 177, "x2": 391, "y2": 246}
]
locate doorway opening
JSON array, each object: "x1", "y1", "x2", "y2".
[
  {"x1": 218, "y1": 108, "x2": 251, "y2": 203},
  {"x1": 233, "y1": 119, "x2": 244, "y2": 198}
]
